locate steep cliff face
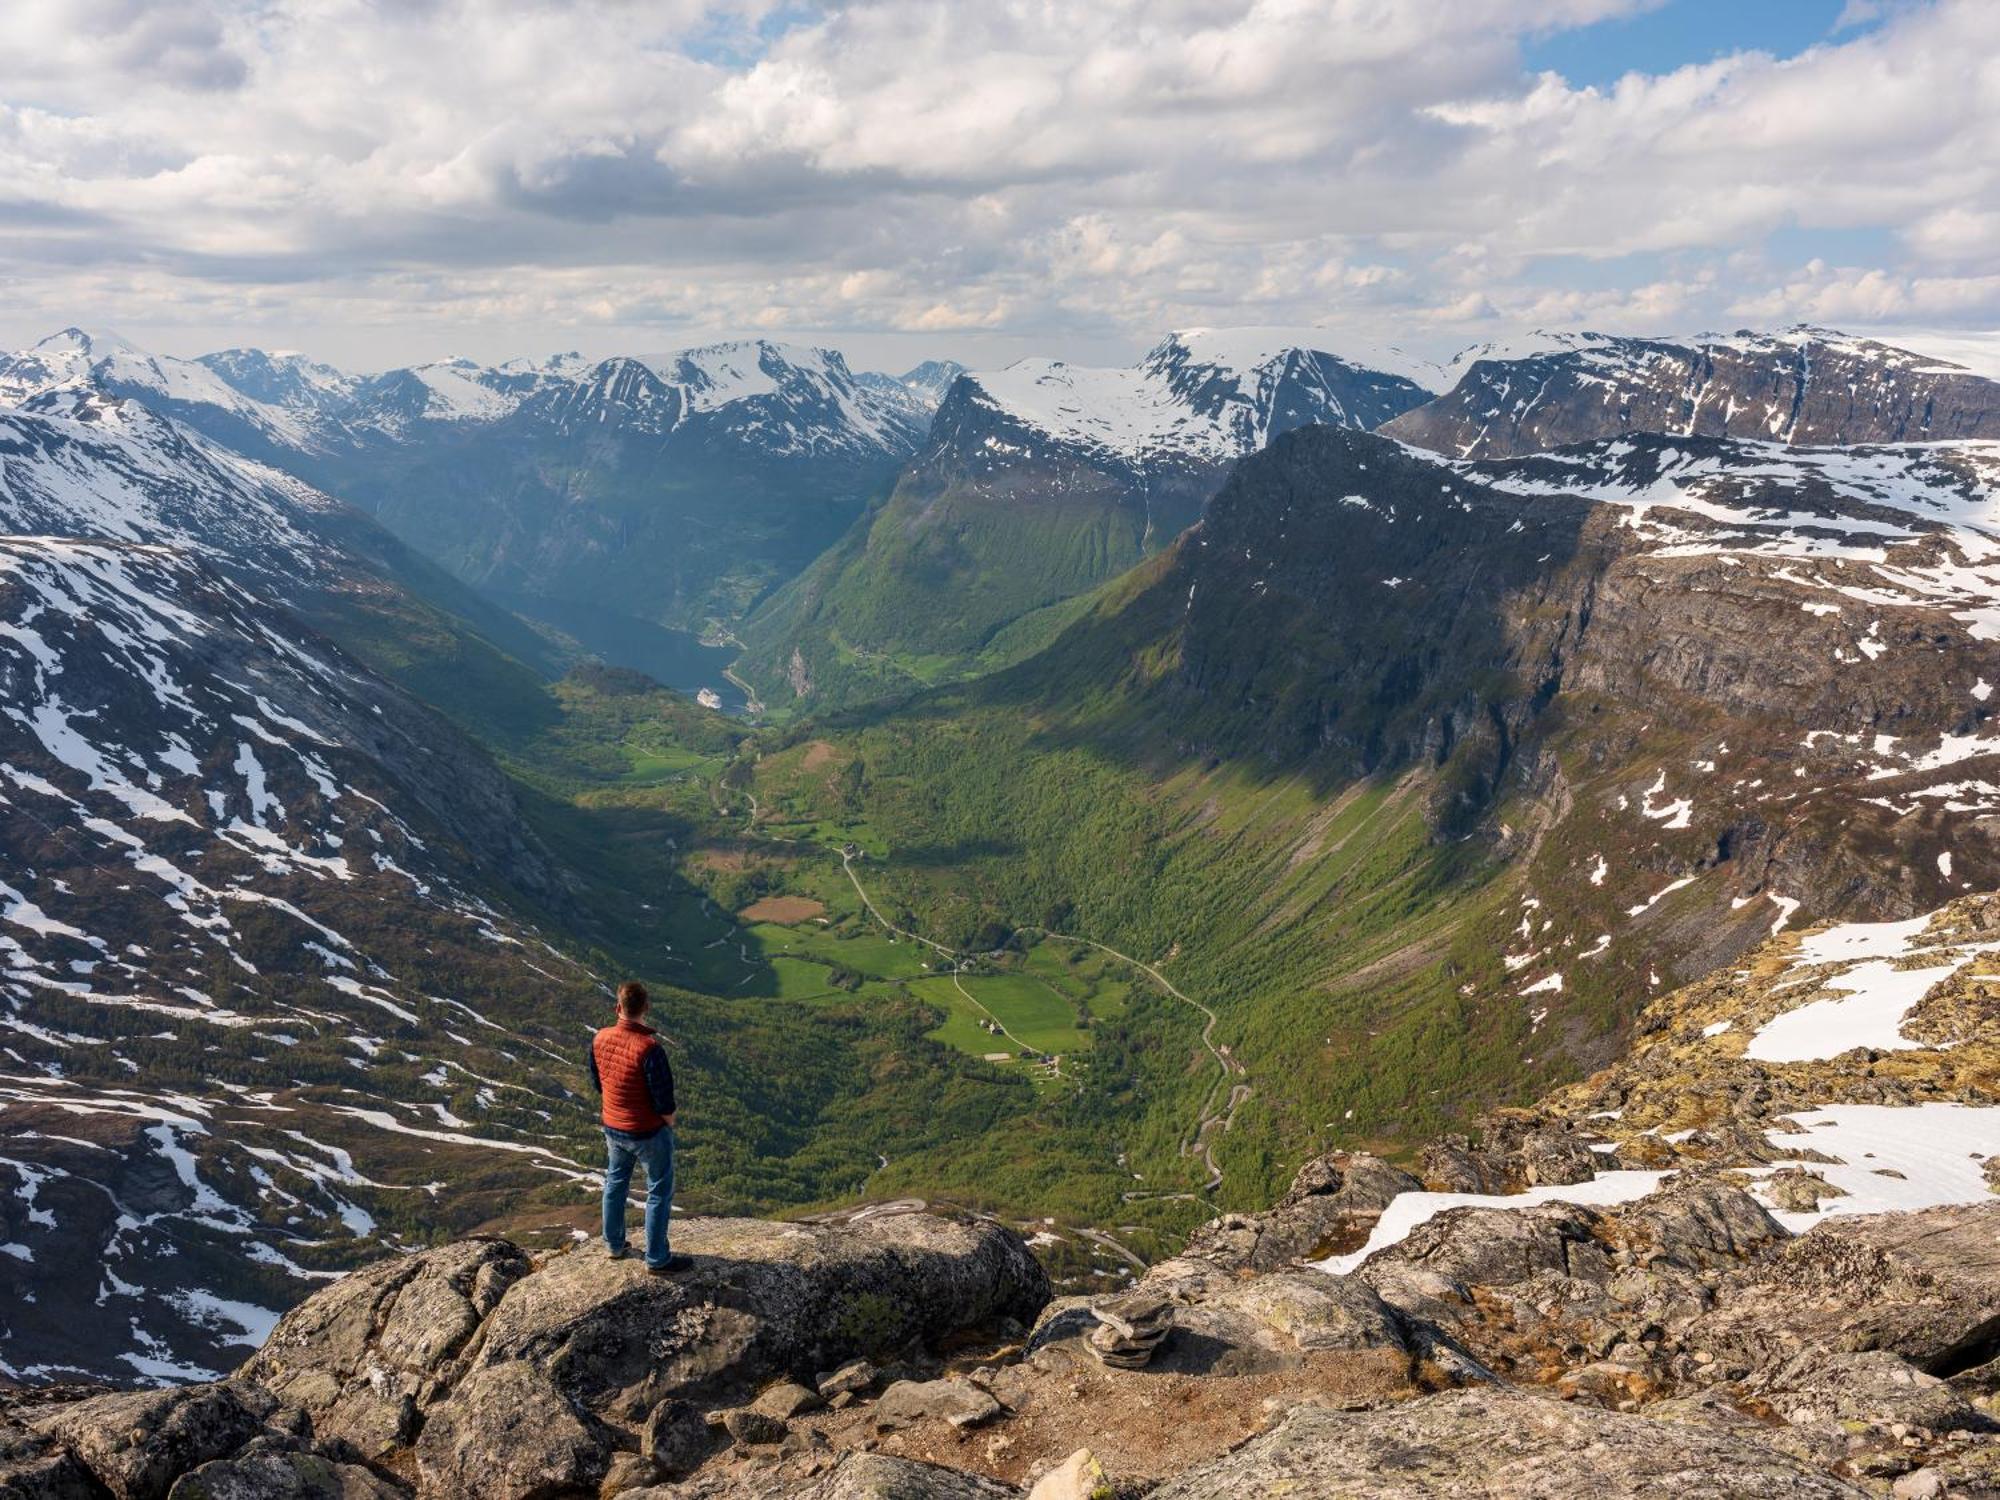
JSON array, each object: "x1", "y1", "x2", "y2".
[
  {"x1": 1383, "y1": 328, "x2": 2000, "y2": 459},
  {"x1": 1093, "y1": 425, "x2": 2000, "y2": 1053}
]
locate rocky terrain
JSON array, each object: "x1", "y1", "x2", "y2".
[
  {"x1": 4, "y1": 895, "x2": 1992, "y2": 1497},
  {"x1": 1383, "y1": 327, "x2": 2000, "y2": 460}
]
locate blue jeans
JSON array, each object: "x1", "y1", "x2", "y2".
[{"x1": 602, "y1": 1126, "x2": 674, "y2": 1267}]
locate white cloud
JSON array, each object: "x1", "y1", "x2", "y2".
[
  {"x1": 1731, "y1": 260, "x2": 2000, "y2": 324},
  {"x1": 0, "y1": 0, "x2": 1992, "y2": 365}
]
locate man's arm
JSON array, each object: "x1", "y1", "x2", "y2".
[
  {"x1": 642, "y1": 1044, "x2": 676, "y2": 1124},
  {"x1": 586, "y1": 1036, "x2": 602, "y2": 1096}
]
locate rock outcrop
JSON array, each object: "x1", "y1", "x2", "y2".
[
  {"x1": 1689, "y1": 1201, "x2": 2000, "y2": 1377},
  {"x1": 29, "y1": 1382, "x2": 270, "y2": 1500},
  {"x1": 2, "y1": 1207, "x2": 1047, "y2": 1500},
  {"x1": 1147, "y1": 1388, "x2": 1872, "y2": 1498},
  {"x1": 8, "y1": 1189, "x2": 1997, "y2": 1499},
  {"x1": 1181, "y1": 1152, "x2": 1420, "y2": 1270}
]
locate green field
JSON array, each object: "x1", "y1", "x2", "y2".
[
  {"x1": 912, "y1": 971, "x2": 1093, "y2": 1056},
  {"x1": 620, "y1": 744, "x2": 727, "y2": 782},
  {"x1": 760, "y1": 817, "x2": 887, "y2": 856},
  {"x1": 743, "y1": 921, "x2": 926, "y2": 980}
]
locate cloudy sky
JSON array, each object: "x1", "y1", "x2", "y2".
[{"x1": 0, "y1": 0, "x2": 1994, "y2": 371}]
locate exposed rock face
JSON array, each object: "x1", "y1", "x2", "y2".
[
  {"x1": 1146, "y1": 1389, "x2": 1871, "y2": 1498},
  {"x1": 465, "y1": 1213, "x2": 1046, "y2": 1415},
  {"x1": 242, "y1": 1238, "x2": 532, "y2": 1459},
  {"x1": 165, "y1": 1449, "x2": 403, "y2": 1499},
  {"x1": 411, "y1": 1364, "x2": 610, "y2": 1500},
  {"x1": 29, "y1": 1383, "x2": 269, "y2": 1500},
  {"x1": 1383, "y1": 327, "x2": 2000, "y2": 460},
  {"x1": 1353, "y1": 1178, "x2": 1789, "y2": 1390},
  {"x1": 1183, "y1": 1152, "x2": 1421, "y2": 1270},
  {"x1": 0, "y1": 1412, "x2": 102, "y2": 1500},
  {"x1": 1691, "y1": 1201, "x2": 2000, "y2": 1376}
]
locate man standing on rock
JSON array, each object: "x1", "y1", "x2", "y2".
[{"x1": 588, "y1": 981, "x2": 690, "y2": 1274}]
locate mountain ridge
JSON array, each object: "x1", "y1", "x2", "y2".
[
  {"x1": 1386, "y1": 325, "x2": 2000, "y2": 458},
  {"x1": 734, "y1": 330, "x2": 1438, "y2": 710}
]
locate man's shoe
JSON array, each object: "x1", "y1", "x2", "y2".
[
  {"x1": 606, "y1": 1245, "x2": 630, "y2": 1260},
  {"x1": 645, "y1": 1254, "x2": 695, "y2": 1276}
]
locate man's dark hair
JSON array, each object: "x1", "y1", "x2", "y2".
[{"x1": 616, "y1": 981, "x2": 649, "y2": 1015}]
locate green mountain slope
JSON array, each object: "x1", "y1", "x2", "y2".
[
  {"x1": 735, "y1": 336, "x2": 1436, "y2": 715},
  {"x1": 725, "y1": 424, "x2": 2000, "y2": 1217}
]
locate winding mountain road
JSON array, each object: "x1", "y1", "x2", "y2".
[
  {"x1": 839, "y1": 849, "x2": 1249, "y2": 1193},
  {"x1": 712, "y1": 776, "x2": 1250, "y2": 1193}
]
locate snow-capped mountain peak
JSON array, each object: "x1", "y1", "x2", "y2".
[
  {"x1": 621, "y1": 339, "x2": 927, "y2": 457},
  {"x1": 497, "y1": 350, "x2": 593, "y2": 379},
  {"x1": 0, "y1": 326, "x2": 147, "y2": 403},
  {"x1": 1157, "y1": 326, "x2": 1445, "y2": 393},
  {"x1": 1389, "y1": 326, "x2": 2000, "y2": 459},
  {"x1": 940, "y1": 327, "x2": 1437, "y2": 473},
  {"x1": 198, "y1": 346, "x2": 356, "y2": 401},
  {"x1": 892, "y1": 359, "x2": 970, "y2": 404}
]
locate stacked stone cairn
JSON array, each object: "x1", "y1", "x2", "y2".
[{"x1": 1087, "y1": 1290, "x2": 1174, "y2": 1369}]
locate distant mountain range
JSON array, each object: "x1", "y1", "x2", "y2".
[
  {"x1": 733, "y1": 323, "x2": 2000, "y2": 713},
  {"x1": 1383, "y1": 326, "x2": 2000, "y2": 458},
  {"x1": 12, "y1": 322, "x2": 1995, "y2": 718},
  {"x1": 734, "y1": 329, "x2": 1440, "y2": 707},
  {"x1": 0, "y1": 330, "x2": 951, "y2": 695}
]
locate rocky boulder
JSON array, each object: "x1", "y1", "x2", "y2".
[
  {"x1": 619, "y1": 1451, "x2": 1017, "y2": 1498},
  {"x1": 411, "y1": 1363, "x2": 612, "y2": 1500},
  {"x1": 1027, "y1": 1256, "x2": 1430, "y2": 1388},
  {"x1": 466, "y1": 1211, "x2": 1046, "y2": 1418},
  {"x1": 1690, "y1": 1200, "x2": 2000, "y2": 1376},
  {"x1": 871, "y1": 1379, "x2": 1001, "y2": 1433},
  {"x1": 1518, "y1": 1131, "x2": 1605, "y2": 1187},
  {"x1": 240, "y1": 1236, "x2": 530, "y2": 1459},
  {"x1": 1183, "y1": 1152, "x2": 1420, "y2": 1271},
  {"x1": 0, "y1": 1411, "x2": 101, "y2": 1500},
  {"x1": 1358, "y1": 1176, "x2": 1783, "y2": 1314},
  {"x1": 1145, "y1": 1388, "x2": 1869, "y2": 1498},
  {"x1": 164, "y1": 1448, "x2": 404, "y2": 1499},
  {"x1": 27, "y1": 1382, "x2": 270, "y2": 1500}
]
